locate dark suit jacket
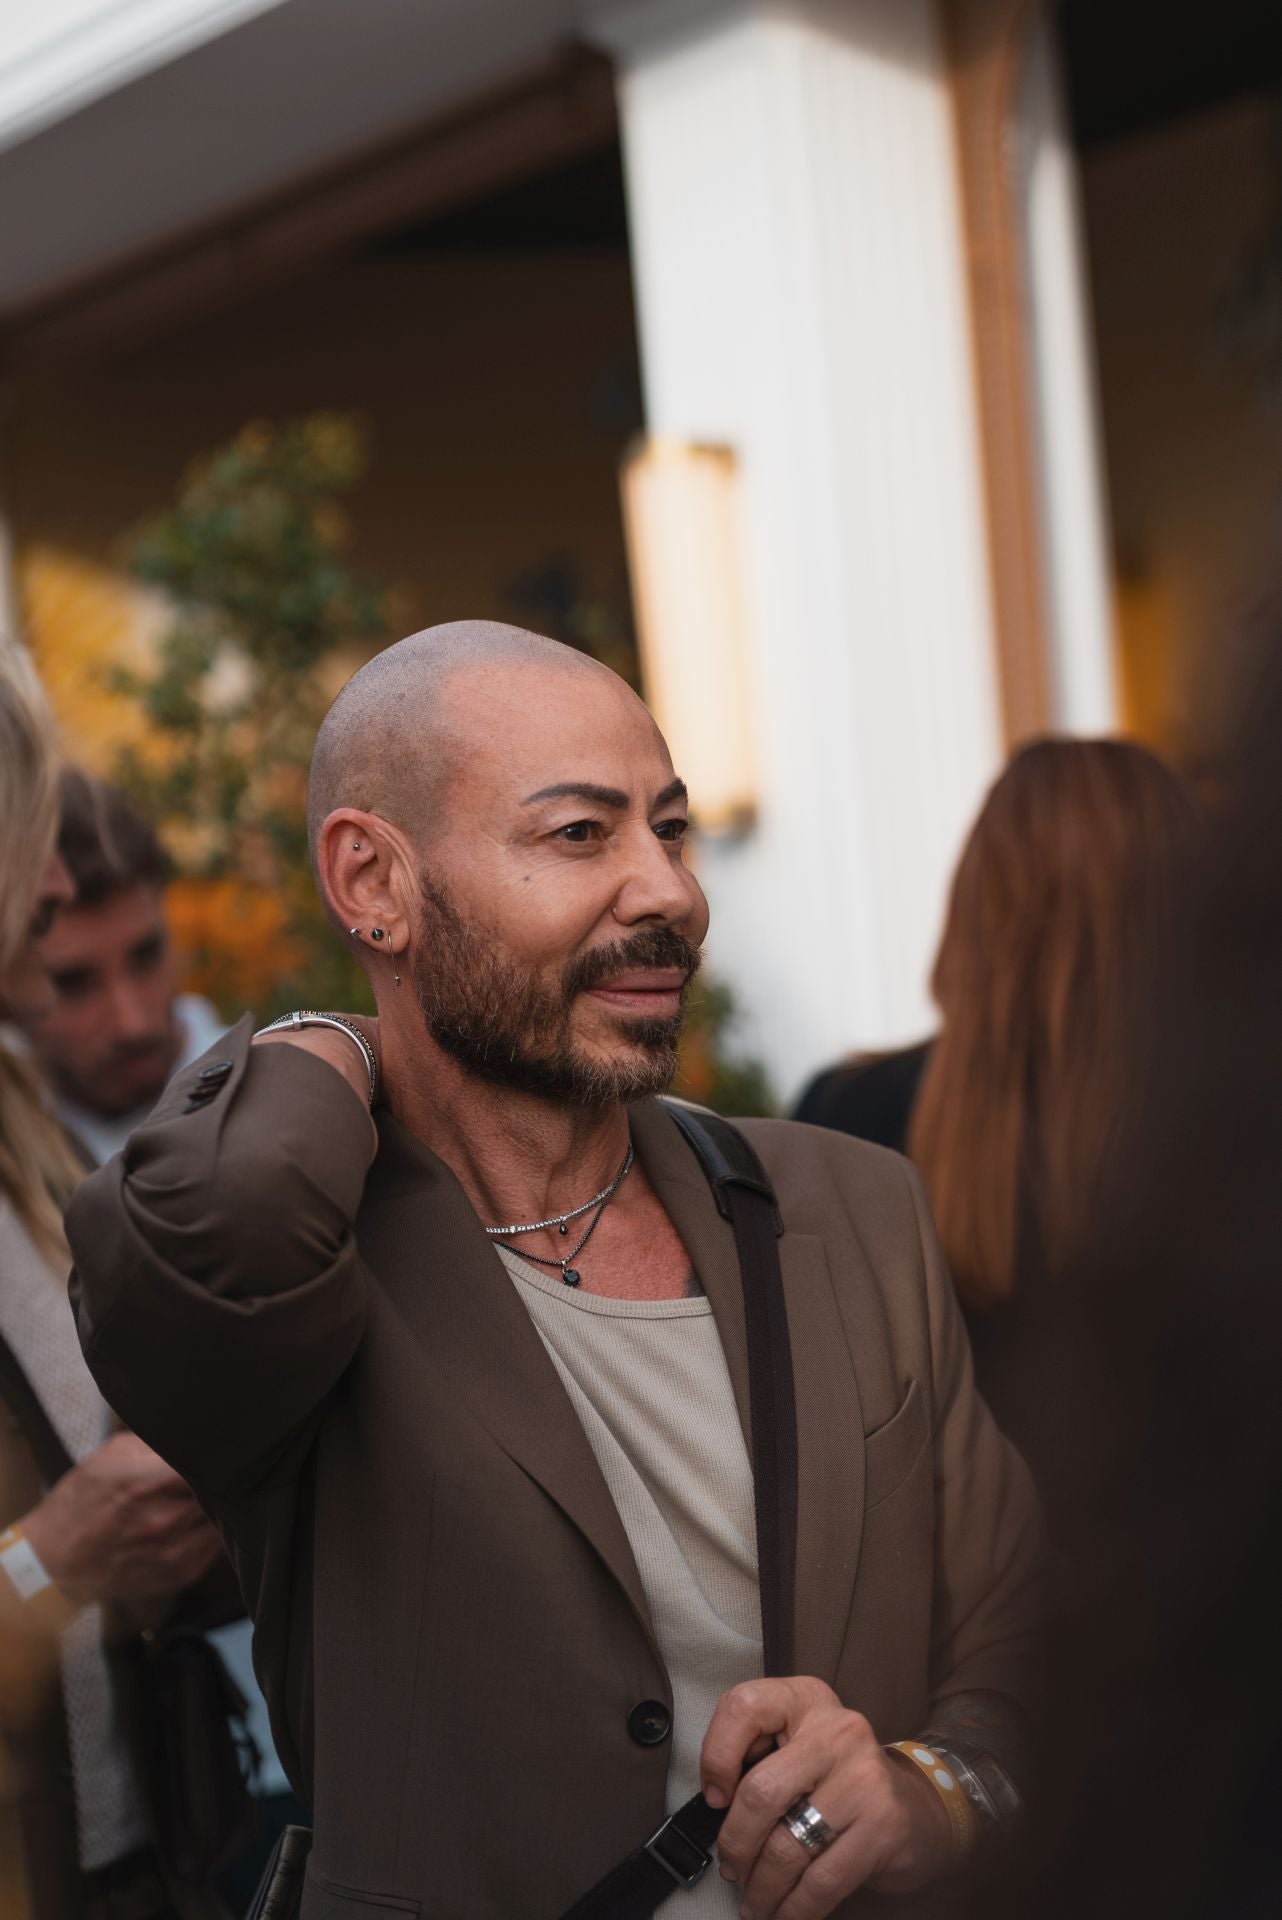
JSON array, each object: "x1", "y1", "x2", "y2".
[
  {"x1": 67, "y1": 1018, "x2": 1040, "y2": 1920},
  {"x1": 793, "y1": 1043, "x2": 933, "y2": 1157}
]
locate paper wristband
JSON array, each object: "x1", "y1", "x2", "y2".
[
  {"x1": 886, "y1": 1741, "x2": 979, "y2": 1856},
  {"x1": 0, "y1": 1525, "x2": 75, "y2": 1631}
]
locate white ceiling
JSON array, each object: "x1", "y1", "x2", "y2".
[{"x1": 0, "y1": 0, "x2": 594, "y2": 317}]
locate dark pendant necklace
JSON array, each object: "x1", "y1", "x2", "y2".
[{"x1": 488, "y1": 1141, "x2": 634, "y2": 1286}]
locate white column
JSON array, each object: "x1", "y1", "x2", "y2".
[
  {"x1": 1018, "y1": 12, "x2": 1118, "y2": 733},
  {"x1": 594, "y1": 0, "x2": 1004, "y2": 1102}
]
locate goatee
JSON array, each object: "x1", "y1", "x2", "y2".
[{"x1": 411, "y1": 877, "x2": 701, "y2": 1108}]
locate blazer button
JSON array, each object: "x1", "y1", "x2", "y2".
[
  {"x1": 628, "y1": 1700, "x2": 671, "y2": 1747},
  {"x1": 197, "y1": 1060, "x2": 233, "y2": 1082}
]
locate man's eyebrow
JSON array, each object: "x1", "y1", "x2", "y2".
[
  {"x1": 521, "y1": 782, "x2": 630, "y2": 809},
  {"x1": 521, "y1": 778, "x2": 690, "y2": 811}
]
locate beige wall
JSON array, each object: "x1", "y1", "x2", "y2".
[
  {"x1": 1080, "y1": 95, "x2": 1282, "y2": 759},
  {"x1": 6, "y1": 246, "x2": 641, "y2": 638}
]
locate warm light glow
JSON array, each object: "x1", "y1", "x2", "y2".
[{"x1": 620, "y1": 437, "x2": 757, "y2": 834}]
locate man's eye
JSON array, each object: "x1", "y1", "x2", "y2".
[
  {"x1": 655, "y1": 819, "x2": 690, "y2": 843},
  {"x1": 52, "y1": 971, "x2": 96, "y2": 1002},
  {"x1": 555, "y1": 821, "x2": 599, "y2": 843},
  {"x1": 128, "y1": 938, "x2": 166, "y2": 975}
]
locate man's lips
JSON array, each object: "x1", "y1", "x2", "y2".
[{"x1": 584, "y1": 969, "x2": 688, "y2": 1013}]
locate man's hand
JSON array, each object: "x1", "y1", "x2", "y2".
[
  {"x1": 22, "y1": 1432, "x2": 224, "y2": 1608},
  {"x1": 702, "y1": 1677, "x2": 954, "y2": 1919}
]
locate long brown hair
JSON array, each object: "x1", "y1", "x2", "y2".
[
  {"x1": 0, "y1": 641, "x2": 82, "y2": 1261},
  {"x1": 908, "y1": 738, "x2": 1199, "y2": 1311}
]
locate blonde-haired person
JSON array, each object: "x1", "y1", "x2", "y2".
[
  {"x1": 0, "y1": 641, "x2": 225, "y2": 1920},
  {"x1": 797, "y1": 737, "x2": 1200, "y2": 1463}
]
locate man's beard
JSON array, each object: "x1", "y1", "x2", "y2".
[{"x1": 411, "y1": 876, "x2": 701, "y2": 1108}]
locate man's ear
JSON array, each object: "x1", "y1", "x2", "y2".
[{"x1": 317, "y1": 809, "x2": 414, "y2": 963}]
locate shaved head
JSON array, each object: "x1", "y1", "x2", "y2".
[
  {"x1": 308, "y1": 616, "x2": 707, "y2": 1108},
  {"x1": 307, "y1": 620, "x2": 617, "y2": 864}
]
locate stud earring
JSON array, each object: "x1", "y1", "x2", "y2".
[
  {"x1": 349, "y1": 926, "x2": 360, "y2": 938},
  {"x1": 352, "y1": 841, "x2": 361, "y2": 851},
  {"x1": 371, "y1": 927, "x2": 386, "y2": 941}
]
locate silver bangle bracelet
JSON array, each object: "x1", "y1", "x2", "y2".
[{"x1": 254, "y1": 1011, "x2": 379, "y2": 1108}]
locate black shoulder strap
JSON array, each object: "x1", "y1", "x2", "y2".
[
  {"x1": 659, "y1": 1099, "x2": 795, "y2": 1678},
  {"x1": 0, "y1": 1329, "x2": 75, "y2": 1487},
  {"x1": 561, "y1": 1104, "x2": 798, "y2": 1919}
]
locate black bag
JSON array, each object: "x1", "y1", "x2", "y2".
[
  {"x1": 0, "y1": 1331, "x2": 260, "y2": 1885},
  {"x1": 131, "y1": 1625, "x2": 261, "y2": 1882}
]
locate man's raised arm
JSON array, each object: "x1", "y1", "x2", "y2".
[{"x1": 68, "y1": 1015, "x2": 377, "y2": 1495}]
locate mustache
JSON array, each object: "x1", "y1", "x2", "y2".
[{"x1": 562, "y1": 926, "x2": 702, "y2": 1001}]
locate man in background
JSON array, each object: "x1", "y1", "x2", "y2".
[
  {"x1": 18, "y1": 768, "x2": 299, "y2": 1908},
  {"x1": 22, "y1": 770, "x2": 223, "y2": 1164}
]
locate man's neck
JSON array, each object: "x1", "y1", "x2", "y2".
[{"x1": 382, "y1": 1024, "x2": 633, "y2": 1232}]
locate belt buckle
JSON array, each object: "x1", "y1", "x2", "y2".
[{"x1": 643, "y1": 1813, "x2": 712, "y2": 1889}]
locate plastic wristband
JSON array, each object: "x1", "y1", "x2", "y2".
[{"x1": 886, "y1": 1741, "x2": 979, "y2": 1857}]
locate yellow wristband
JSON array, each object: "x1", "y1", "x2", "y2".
[
  {"x1": 887, "y1": 1741, "x2": 979, "y2": 1857},
  {"x1": 0, "y1": 1524, "x2": 76, "y2": 1631}
]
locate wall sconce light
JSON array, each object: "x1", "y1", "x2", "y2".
[{"x1": 620, "y1": 436, "x2": 758, "y2": 835}]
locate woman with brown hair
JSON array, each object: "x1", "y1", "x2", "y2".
[{"x1": 798, "y1": 737, "x2": 1200, "y2": 1457}]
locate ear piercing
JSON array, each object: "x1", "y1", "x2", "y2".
[{"x1": 348, "y1": 926, "x2": 401, "y2": 986}]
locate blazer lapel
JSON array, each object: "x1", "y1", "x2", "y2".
[
  {"x1": 632, "y1": 1102, "x2": 867, "y2": 1688},
  {"x1": 359, "y1": 1111, "x2": 658, "y2": 1656}
]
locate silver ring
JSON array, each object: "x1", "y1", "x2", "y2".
[{"x1": 780, "y1": 1797, "x2": 837, "y2": 1857}]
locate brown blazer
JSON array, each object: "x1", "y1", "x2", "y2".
[{"x1": 67, "y1": 1018, "x2": 1040, "y2": 1920}]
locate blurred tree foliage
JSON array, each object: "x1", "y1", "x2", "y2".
[
  {"x1": 113, "y1": 415, "x2": 387, "y2": 1020},
  {"x1": 112, "y1": 412, "x2": 774, "y2": 1112},
  {"x1": 676, "y1": 976, "x2": 774, "y2": 1117}
]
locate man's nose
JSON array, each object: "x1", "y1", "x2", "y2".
[
  {"x1": 611, "y1": 833, "x2": 701, "y2": 928},
  {"x1": 107, "y1": 978, "x2": 158, "y2": 1039},
  {"x1": 43, "y1": 852, "x2": 75, "y2": 908}
]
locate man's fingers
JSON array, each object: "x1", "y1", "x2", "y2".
[
  {"x1": 775, "y1": 1821, "x2": 883, "y2": 1920},
  {"x1": 701, "y1": 1681, "x2": 797, "y2": 1809},
  {"x1": 716, "y1": 1742, "x2": 833, "y2": 1885}
]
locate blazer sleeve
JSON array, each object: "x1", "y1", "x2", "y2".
[
  {"x1": 903, "y1": 1163, "x2": 1044, "y2": 1713},
  {"x1": 67, "y1": 1015, "x2": 376, "y2": 1496}
]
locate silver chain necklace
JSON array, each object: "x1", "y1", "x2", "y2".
[{"x1": 487, "y1": 1141, "x2": 635, "y2": 1288}]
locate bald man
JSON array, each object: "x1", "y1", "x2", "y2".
[{"x1": 68, "y1": 624, "x2": 1040, "y2": 1920}]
